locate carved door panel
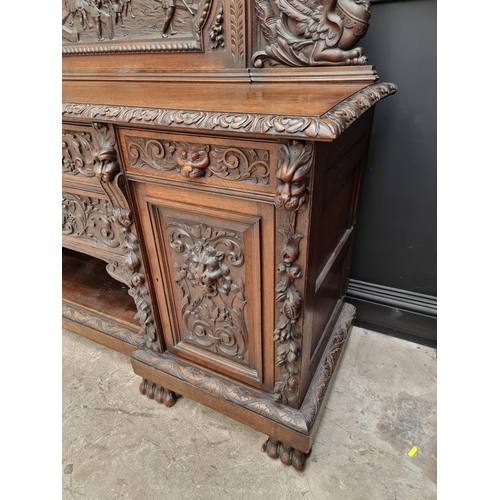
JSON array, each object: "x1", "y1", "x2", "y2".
[{"x1": 131, "y1": 181, "x2": 276, "y2": 390}]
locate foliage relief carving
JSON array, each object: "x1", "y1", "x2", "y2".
[
  {"x1": 62, "y1": 130, "x2": 96, "y2": 177},
  {"x1": 273, "y1": 140, "x2": 313, "y2": 405},
  {"x1": 166, "y1": 221, "x2": 249, "y2": 360}
]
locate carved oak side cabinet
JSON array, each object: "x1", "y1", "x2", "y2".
[{"x1": 62, "y1": 0, "x2": 396, "y2": 471}]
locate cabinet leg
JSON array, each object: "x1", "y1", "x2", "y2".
[
  {"x1": 139, "y1": 378, "x2": 177, "y2": 407},
  {"x1": 261, "y1": 437, "x2": 308, "y2": 472}
]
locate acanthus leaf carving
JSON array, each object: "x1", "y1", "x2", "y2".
[{"x1": 62, "y1": 129, "x2": 96, "y2": 177}]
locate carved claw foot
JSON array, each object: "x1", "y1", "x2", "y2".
[
  {"x1": 261, "y1": 437, "x2": 308, "y2": 472},
  {"x1": 139, "y1": 378, "x2": 177, "y2": 407}
]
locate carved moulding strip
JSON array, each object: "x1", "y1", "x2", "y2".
[
  {"x1": 131, "y1": 302, "x2": 355, "y2": 434},
  {"x1": 62, "y1": 303, "x2": 141, "y2": 347},
  {"x1": 62, "y1": 82, "x2": 397, "y2": 140},
  {"x1": 125, "y1": 135, "x2": 270, "y2": 184}
]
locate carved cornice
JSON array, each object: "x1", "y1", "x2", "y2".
[
  {"x1": 62, "y1": 82, "x2": 397, "y2": 140},
  {"x1": 132, "y1": 302, "x2": 355, "y2": 434}
]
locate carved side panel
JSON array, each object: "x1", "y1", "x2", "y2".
[
  {"x1": 124, "y1": 135, "x2": 270, "y2": 185},
  {"x1": 273, "y1": 140, "x2": 313, "y2": 406},
  {"x1": 62, "y1": 0, "x2": 213, "y2": 54}
]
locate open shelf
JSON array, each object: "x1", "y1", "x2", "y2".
[{"x1": 62, "y1": 248, "x2": 141, "y2": 354}]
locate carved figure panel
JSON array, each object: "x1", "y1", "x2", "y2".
[
  {"x1": 252, "y1": 0, "x2": 370, "y2": 67},
  {"x1": 165, "y1": 220, "x2": 250, "y2": 362},
  {"x1": 62, "y1": 0, "x2": 213, "y2": 54},
  {"x1": 125, "y1": 135, "x2": 270, "y2": 184}
]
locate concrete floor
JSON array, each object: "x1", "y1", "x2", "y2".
[{"x1": 62, "y1": 327, "x2": 437, "y2": 500}]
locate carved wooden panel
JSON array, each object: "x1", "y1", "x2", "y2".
[
  {"x1": 252, "y1": 0, "x2": 371, "y2": 67},
  {"x1": 62, "y1": 192, "x2": 121, "y2": 248},
  {"x1": 62, "y1": 0, "x2": 213, "y2": 54},
  {"x1": 62, "y1": 126, "x2": 96, "y2": 177},
  {"x1": 142, "y1": 198, "x2": 265, "y2": 387}
]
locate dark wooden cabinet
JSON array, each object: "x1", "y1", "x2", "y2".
[{"x1": 62, "y1": 0, "x2": 396, "y2": 471}]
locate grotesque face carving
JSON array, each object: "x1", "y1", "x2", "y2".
[
  {"x1": 176, "y1": 145, "x2": 210, "y2": 179},
  {"x1": 185, "y1": 242, "x2": 231, "y2": 294},
  {"x1": 275, "y1": 141, "x2": 313, "y2": 211}
]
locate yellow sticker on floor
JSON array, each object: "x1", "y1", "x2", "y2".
[{"x1": 408, "y1": 446, "x2": 418, "y2": 457}]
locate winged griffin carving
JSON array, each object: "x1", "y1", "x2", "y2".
[{"x1": 252, "y1": 0, "x2": 370, "y2": 67}]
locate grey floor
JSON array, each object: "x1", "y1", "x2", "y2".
[{"x1": 62, "y1": 327, "x2": 437, "y2": 500}]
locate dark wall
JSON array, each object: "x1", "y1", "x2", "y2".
[
  {"x1": 351, "y1": 0, "x2": 437, "y2": 296},
  {"x1": 345, "y1": 0, "x2": 437, "y2": 343}
]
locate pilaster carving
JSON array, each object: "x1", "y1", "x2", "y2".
[
  {"x1": 252, "y1": 0, "x2": 370, "y2": 68},
  {"x1": 230, "y1": 0, "x2": 245, "y2": 63},
  {"x1": 273, "y1": 140, "x2": 313, "y2": 405}
]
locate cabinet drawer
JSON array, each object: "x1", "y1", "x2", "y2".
[{"x1": 117, "y1": 128, "x2": 277, "y2": 195}]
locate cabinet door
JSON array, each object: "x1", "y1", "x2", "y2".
[{"x1": 131, "y1": 180, "x2": 276, "y2": 390}]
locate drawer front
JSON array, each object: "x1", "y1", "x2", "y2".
[
  {"x1": 132, "y1": 180, "x2": 276, "y2": 390},
  {"x1": 118, "y1": 128, "x2": 277, "y2": 195}
]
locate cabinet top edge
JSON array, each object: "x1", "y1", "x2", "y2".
[{"x1": 62, "y1": 82, "x2": 397, "y2": 141}]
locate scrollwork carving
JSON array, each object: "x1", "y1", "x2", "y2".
[
  {"x1": 62, "y1": 130, "x2": 96, "y2": 177},
  {"x1": 252, "y1": 0, "x2": 370, "y2": 68},
  {"x1": 166, "y1": 221, "x2": 249, "y2": 360},
  {"x1": 125, "y1": 136, "x2": 270, "y2": 184},
  {"x1": 62, "y1": 193, "x2": 121, "y2": 248}
]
